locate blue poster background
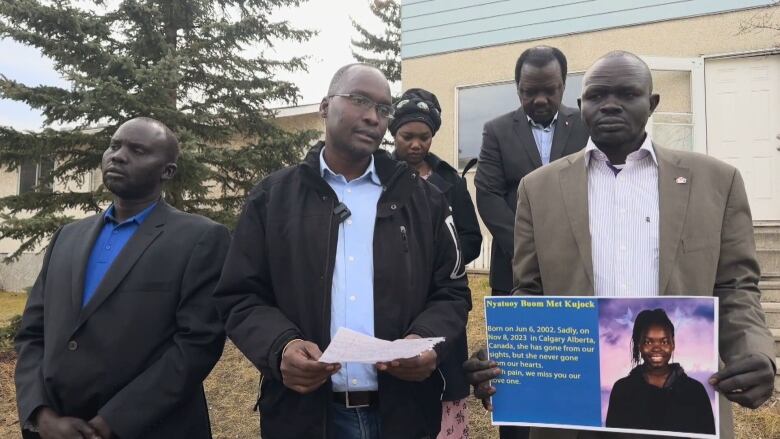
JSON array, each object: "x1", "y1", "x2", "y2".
[{"x1": 485, "y1": 297, "x2": 602, "y2": 427}]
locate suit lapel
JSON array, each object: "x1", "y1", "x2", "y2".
[
  {"x1": 513, "y1": 108, "x2": 543, "y2": 168},
  {"x1": 73, "y1": 202, "x2": 169, "y2": 332},
  {"x1": 558, "y1": 151, "x2": 595, "y2": 291},
  {"x1": 656, "y1": 146, "x2": 691, "y2": 294},
  {"x1": 71, "y1": 214, "x2": 107, "y2": 311},
  {"x1": 550, "y1": 107, "x2": 574, "y2": 162}
]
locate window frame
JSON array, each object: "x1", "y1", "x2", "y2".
[{"x1": 453, "y1": 70, "x2": 586, "y2": 173}]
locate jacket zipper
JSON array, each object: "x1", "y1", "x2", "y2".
[{"x1": 400, "y1": 225, "x2": 409, "y2": 252}]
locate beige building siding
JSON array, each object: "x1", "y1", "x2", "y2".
[
  {"x1": 402, "y1": 6, "x2": 780, "y2": 167},
  {"x1": 273, "y1": 111, "x2": 324, "y2": 137}
]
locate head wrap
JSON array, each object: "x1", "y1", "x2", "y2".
[{"x1": 388, "y1": 88, "x2": 442, "y2": 137}]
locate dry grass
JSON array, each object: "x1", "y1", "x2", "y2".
[
  {"x1": 205, "y1": 342, "x2": 261, "y2": 438},
  {"x1": 465, "y1": 275, "x2": 500, "y2": 439},
  {"x1": 1, "y1": 350, "x2": 19, "y2": 438},
  {"x1": 1, "y1": 283, "x2": 779, "y2": 438},
  {"x1": 0, "y1": 292, "x2": 26, "y2": 324},
  {"x1": 734, "y1": 397, "x2": 780, "y2": 439}
]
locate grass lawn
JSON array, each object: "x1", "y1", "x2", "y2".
[
  {"x1": 1, "y1": 280, "x2": 779, "y2": 438},
  {"x1": 0, "y1": 292, "x2": 26, "y2": 324}
]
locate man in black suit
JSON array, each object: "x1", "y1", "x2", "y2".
[
  {"x1": 15, "y1": 117, "x2": 229, "y2": 439},
  {"x1": 474, "y1": 46, "x2": 589, "y2": 439},
  {"x1": 476, "y1": 46, "x2": 589, "y2": 296}
]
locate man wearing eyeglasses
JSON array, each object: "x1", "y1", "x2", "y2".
[{"x1": 214, "y1": 63, "x2": 471, "y2": 439}]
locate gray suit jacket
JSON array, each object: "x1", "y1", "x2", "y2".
[
  {"x1": 512, "y1": 146, "x2": 776, "y2": 439},
  {"x1": 475, "y1": 104, "x2": 588, "y2": 292},
  {"x1": 15, "y1": 201, "x2": 230, "y2": 439}
]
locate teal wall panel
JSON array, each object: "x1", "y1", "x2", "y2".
[{"x1": 401, "y1": 0, "x2": 778, "y2": 58}]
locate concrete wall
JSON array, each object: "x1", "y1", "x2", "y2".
[{"x1": 0, "y1": 252, "x2": 43, "y2": 292}]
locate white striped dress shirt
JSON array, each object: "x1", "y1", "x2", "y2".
[
  {"x1": 527, "y1": 113, "x2": 557, "y2": 165},
  {"x1": 585, "y1": 135, "x2": 660, "y2": 297}
]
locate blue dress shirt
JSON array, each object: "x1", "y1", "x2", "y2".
[
  {"x1": 528, "y1": 113, "x2": 558, "y2": 165},
  {"x1": 320, "y1": 149, "x2": 383, "y2": 392},
  {"x1": 82, "y1": 202, "x2": 158, "y2": 307}
]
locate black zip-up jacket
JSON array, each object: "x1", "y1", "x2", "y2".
[
  {"x1": 393, "y1": 152, "x2": 482, "y2": 266},
  {"x1": 214, "y1": 143, "x2": 471, "y2": 439},
  {"x1": 393, "y1": 151, "x2": 482, "y2": 401}
]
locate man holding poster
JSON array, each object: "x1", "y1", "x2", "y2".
[{"x1": 465, "y1": 51, "x2": 776, "y2": 439}]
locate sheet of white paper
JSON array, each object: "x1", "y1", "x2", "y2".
[{"x1": 318, "y1": 327, "x2": 444, "y2": 364}]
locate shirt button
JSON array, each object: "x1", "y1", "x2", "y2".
[
  {"x1": 347, "y1": 189, "x2": 352, "y2": 194},
  {"x1": 67, "y1": 340, "x2": 78, "y2": 351},
  {"x1": 351, "y1": 379, "x2": 358, "y2": 385},
  {"x1": 348, "y1": 256, "x2": 355, "y2": 262},
  {"x1": 350, "y1": 295, "x2": 356, "y2": 301},
  {"x1": 346, "y1": 219, "x2": 352, "y2": 225},
  {"x1": 105, "y1": 245, "x2": 111, "y2": 250}
]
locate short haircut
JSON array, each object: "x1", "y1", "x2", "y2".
[
  {"x1": 514, "y1": 46, "x2": 568, "y2": 84},
  {"x1": 132, "y1": 117, "x2": 180, "y2": 162},
  {"x1": 327, "y1": 63, "x2": 379, "y2": 96},
  {"x1": 630, "y1": 308, "x2": 675, "y2": 365},
  {"x1": 592, "y1": 50, "x2": 654, "y2": 92}
]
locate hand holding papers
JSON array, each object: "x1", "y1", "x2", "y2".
[{"x1": 319, "y1": 327, "x2": 444, "y2": 364}]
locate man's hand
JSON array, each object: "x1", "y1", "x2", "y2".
[
  {"x1": 709, "y1": 353, "x2": 775, "y2": 409},
  {"x1": 35, "y1": 407, "x2": 100, "y2": 439},
  {"x1": 463, "y1": 348, "x2": 501, "y2": 411},
  {"x1": 87, "y1": 416, "x2": 112, "y2": 439},
  {"x1": 376, "y1": 334, "x2": 437, "y2": 382},
  {"x1": 280, "y1": 339, "x2": 340, "y2": 394}
]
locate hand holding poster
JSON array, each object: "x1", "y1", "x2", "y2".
[{"x1": 484, "y1": 296, "x2": 719, "y2": 438}]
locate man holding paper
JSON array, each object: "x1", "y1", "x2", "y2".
[
  {"x1": 465, "y1": 51, "x2": 775, "y2": 438},
  {"x1": 213, "y1": 63, "x2": 470, "y2": 439}
]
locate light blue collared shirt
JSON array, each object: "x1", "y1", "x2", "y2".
[
  {"x1": 320, "y1": 148, "x2": 383, "y2": 392},
  {"x1": 528, "y1": 113, "x2": 558, "y2": 165}
]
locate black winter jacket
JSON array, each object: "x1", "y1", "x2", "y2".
[
  {"x1": 214, "y1": 143, "x2": 471, "y2": 439},
  {"x1": 393, "y1": 152, "x2": 483, "y2": 265},
  {"x1": 605, "y1": 363, "x2": 716, "y2": 434},
  {"x1": 393, "y1": 151, "x2": 482, "y2": 400}
]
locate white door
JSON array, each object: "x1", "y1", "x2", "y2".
[{"x1": 705, "y1": 55, "x2": 780, "y2": 221}]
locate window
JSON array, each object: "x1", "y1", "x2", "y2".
[
  {"x1": 18, "y1": 159, "x2": 55, "y2": 194},
  {"x1": 457, "y1": 74, "x2": 584, "y2": 170}
]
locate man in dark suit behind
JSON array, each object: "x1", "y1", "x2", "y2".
[
  {"x1": 15, "y1": 117, "x2": 230, "y2": 439},
  {"x1": 476, "y1": 46, "x2": 589, "y2": 296}
]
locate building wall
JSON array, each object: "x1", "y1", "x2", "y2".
[
  {"x1": 402, "y1": 0, "x2": 777, "y2": 58},
  {"x1": 273, "y1": 111, "x2": 325, "y2": 137},
  {"x1": 402, "y1": 6, "x2": 780, "y2": 168},
  {"x1": 402, "y1": 6, "x2": 779, "y2": 271}
]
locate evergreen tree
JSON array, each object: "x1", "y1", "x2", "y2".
[
  {"x1": 0, "y1": 0, "x2": 318, "y2": 260},
  {"x1": 351, "y1": 0, "x2": 400, "y2": 83}
]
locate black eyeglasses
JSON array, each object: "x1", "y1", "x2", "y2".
[{"x1": 329, "y1": 93, "x2": 395, "y2": 119}]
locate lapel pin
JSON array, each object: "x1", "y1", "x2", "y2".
[
  {"x1": 565, "y1": 121, "x2": 569, "y2": 126},
  {"x1": 675, "y1": 177, "x2": 687, "y2": 184}
]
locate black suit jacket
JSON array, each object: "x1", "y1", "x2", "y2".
[
  {"x1": 15, "y1": 201, "x2": 230, "y2": 439},
  {"x1": 474, "y1": 105, "x2": 588, "y2": 292}
]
